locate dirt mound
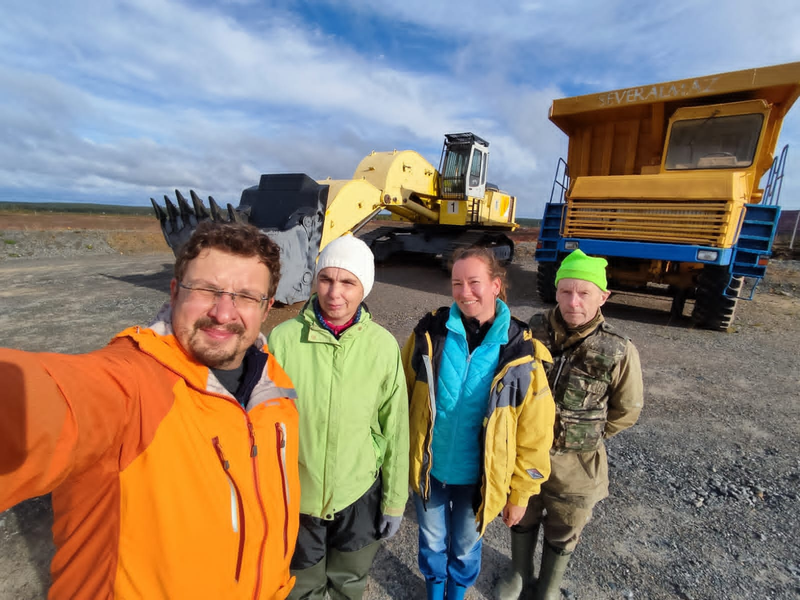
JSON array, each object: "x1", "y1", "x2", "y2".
[
  {"x1": 0, "y1": 212, "x2": 160, "y2": 231},
  {"x1": 1, "y1": 211, "x2": 169, "y2": 257}
]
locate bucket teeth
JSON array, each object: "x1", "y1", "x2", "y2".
[
  {"x1": 150, "y1": 198, "x2": 166, "y2": 222},
  {"x1": 190, "y1": 190, "x2": 211, "y2": 220},
  {"x1": 163, "y1": 196, "x2": 183, "y2": 234},
  {"x1": 175, "y1": 190, "x2": 197, "y2": 227},
  {"x1": 151, "y1": 189, "x2": 248, "y2": 254},
  {"x1": 208, "y1": 197, "x2": 227, "y2": 222},
  {"x1": 228, "y1": 203, "x2": 242, "y2": 223}
]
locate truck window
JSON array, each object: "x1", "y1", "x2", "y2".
[{"x1": 664, "y1": 113, "x2": 764, "y2": 170}]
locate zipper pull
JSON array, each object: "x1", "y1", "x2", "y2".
[
  {"x1": 212, "y1": 437, "x2": 230, "y2": 470},
  {"x1": 248, "y1": 421, "x2": 258, "y2": 457},
  {"x1": 276, "y1": 423, "x2": 286, "y2": 449}
]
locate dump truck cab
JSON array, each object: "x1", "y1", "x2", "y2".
[{"x1": 536, "y1": 61, "x2": 800, "y2": 330}]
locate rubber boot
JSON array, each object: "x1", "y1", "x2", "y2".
[
  {"x1": 446, "y1": 579, "x2": 467, "y2": 600},
  {"x1": 495, "y1": 526, "x2": 539, "y2": 600},
  {"x1": 425, "y1": 580, "x2": 445, "y2": 600},
  {"x1": 326, "y1": 541, "x2": 381, "y2": 600},
  {"x1": 532, "y1": 542, "x2": 571, "y2": 600},
  {"x1": 287, "y1": 556, "x2": 327, "y2": 600}
]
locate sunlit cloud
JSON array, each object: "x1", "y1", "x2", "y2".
[{"x1": 0, "y1": 0, "x2": 798, "y2": 213}]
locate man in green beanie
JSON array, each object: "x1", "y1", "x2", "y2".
[{"x1": 496, "y1": 249, "x2": 644, "y2": 600}]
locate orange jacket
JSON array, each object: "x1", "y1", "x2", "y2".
[{"x1": 0, "y1": 312, "x2": 300, "y2": 599}]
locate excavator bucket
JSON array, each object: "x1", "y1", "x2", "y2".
[{"x1": 151, "y1": 174, "x2": 330, "y2": 305}]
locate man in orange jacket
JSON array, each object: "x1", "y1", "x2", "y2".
[{"x1": 0, "y1": 221, "x2": 301, "y2": 599}]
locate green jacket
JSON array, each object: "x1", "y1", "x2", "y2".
[
  {"x1": 267, "y1": 298, "x2": 409, "y2": 519},
  {"x1": 402, "y1": 308, "x2": 556, "y2": 536}
]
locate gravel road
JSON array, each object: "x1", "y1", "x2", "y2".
[{"x1": 1, "y1": 228, "x2": 799, "y2": 600}]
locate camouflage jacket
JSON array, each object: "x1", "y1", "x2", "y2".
[{"x1": 529, "y1": 308, "x2": 643, "y2": 454}]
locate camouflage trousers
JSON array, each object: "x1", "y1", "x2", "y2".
[
  {"x1": 512, "y1": 445, "x2": 609, "y2": 553},
  {"x1": 514, "y1": 493, "x2": 596, "y2": 553}
]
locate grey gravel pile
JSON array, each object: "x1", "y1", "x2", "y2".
[{"x1": 1, "y1": 230, "x2": 119, "y2": 260}]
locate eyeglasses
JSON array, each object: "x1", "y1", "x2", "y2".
[{"x1": 178, "y1": 283, "x2": 268, "y2": 309}]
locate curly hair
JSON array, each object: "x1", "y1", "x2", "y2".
[
  {"x1": 174, "y1": 221, "x2": 282, "y2": 300},
  {"x1": 451, "y1": 246, "x2": 508, "y2": 302}
]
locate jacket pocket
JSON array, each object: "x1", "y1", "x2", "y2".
[
  {"x1": 556, "y1": 413, "x2": 605, "y2": 452},
  {"x1": 560, "y1": 370, "x2": 609, "y2": 411}
]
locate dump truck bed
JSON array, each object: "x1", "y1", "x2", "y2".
[{"x1": 550, "y1": 62, "x2": 800, "y2": 130}]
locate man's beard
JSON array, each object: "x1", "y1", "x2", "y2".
[{"x1": 187, "y1": 317, "x2": 247, "y2": 368}]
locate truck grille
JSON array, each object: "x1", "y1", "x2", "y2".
[{"x1": 563, "y1": 198, "x2": 741, "y2": 247}]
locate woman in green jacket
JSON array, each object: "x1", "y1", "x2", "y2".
[{"x1": 268, "y1": 234, "x2": 409, "y2": 600}]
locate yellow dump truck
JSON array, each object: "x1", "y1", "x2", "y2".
[
  {"x1": 535, "y1": 61, "x2": 800, "y2": 329},
  {"x1": 152, "y1": 133, "x2": 517, "y2": 304}
]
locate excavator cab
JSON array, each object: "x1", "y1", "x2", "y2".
[{"x1": 439, "y1": 133, "x2": 489, "y2": 200}]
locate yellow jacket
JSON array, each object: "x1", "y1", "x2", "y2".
[{"x1": 402, "y1": 307, "x2": 556, "y2": 535}]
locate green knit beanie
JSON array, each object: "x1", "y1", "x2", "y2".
[{"x1": 555, "y1": 249, "x2": 608, "y2": 291}]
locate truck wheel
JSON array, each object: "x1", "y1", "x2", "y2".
[
  {"x1": 537, "y1": 262, "x2": 558, "y2": 304},
  {"x1": 691, "y1": 266, "x2": 743, "y2": 330}
]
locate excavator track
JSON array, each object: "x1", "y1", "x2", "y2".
[
  {"x1": 441, "y1": 231, "x2": 515, "y2": 270},
  {"x1": 358, "y1": 226, "x2": 515, "y2": 269},
  {"x1": 358, "y1": 225, "x2": 409, "y2": 262},
  {"x1": 358, "y1": 225, "x2": 404, "y2": 247},
  {"x1": 440, "y1": 231, "x2": 486, "y2": 270}
]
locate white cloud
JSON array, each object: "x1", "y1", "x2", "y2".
[{"x1": 0, "y1": 0, "x2": 799, "y2": 217}]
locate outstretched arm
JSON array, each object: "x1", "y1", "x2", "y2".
[{"x1": 0, "y1": 343, "x2": 138, "y2": 511}]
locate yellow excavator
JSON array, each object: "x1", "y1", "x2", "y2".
[{"x1": 152, "y1": 133, "x2": 518, "y2": 304}]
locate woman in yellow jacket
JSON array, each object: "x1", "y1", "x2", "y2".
[{"x1": 402, "y1": 247, "x2": 555, "y2": 600}]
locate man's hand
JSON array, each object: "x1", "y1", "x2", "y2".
[
  {"x1": 501, "y1": 502, "x2": 527, "y2": 528},
  {"x1": 379, "y1": 514, "x2": 402, "y2": 540}
]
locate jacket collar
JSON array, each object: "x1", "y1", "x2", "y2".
[
  {"x1": 300, "y1": 294, "x2": 373, "y2": 337},
  {"x1": 446, "y1": 299, "x2": 510, "y2": 346},
  {"x1": 114, "y1": 302, "x2": 269, "y2": 396},
  {"x1": 550, "y1": 307, "x2": 604, "y2": 350}
]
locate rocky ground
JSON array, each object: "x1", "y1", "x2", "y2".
[{"x1": 1, "y1": 213, "x2": 799, "y2": 599}]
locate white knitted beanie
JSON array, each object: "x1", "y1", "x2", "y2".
[{"x1": 315, "y1": 234, "x2": 375, "y2": 298}]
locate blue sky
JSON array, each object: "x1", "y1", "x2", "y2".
[{"x1": 2, "y1": 0, "x2": 800, "y2": 217}]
